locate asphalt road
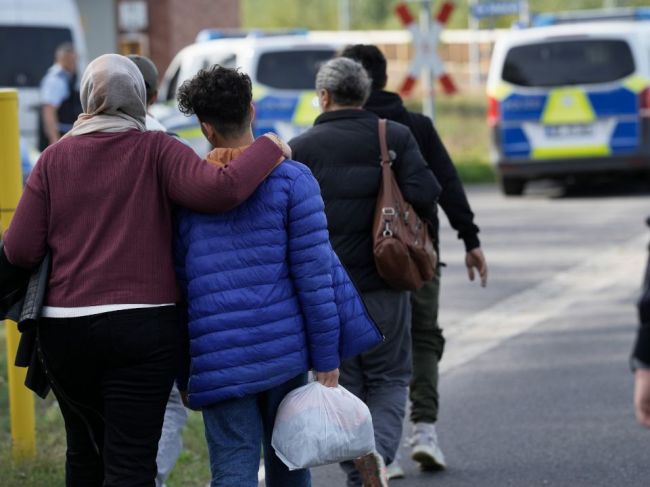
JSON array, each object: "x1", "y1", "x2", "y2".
[{"x1": 309, "y1": 181, "x2": 650, "y2": 487}]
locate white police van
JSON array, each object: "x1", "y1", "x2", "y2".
[
  {"x1": 0, "y1": 0, "x2": 86, "y2": 156},
  {"x1": 153, "y1": 34, "x2": 342, "y2": 155},
  {"x1": 487, "y1": 15, "x2": 650, "y2": 195}
]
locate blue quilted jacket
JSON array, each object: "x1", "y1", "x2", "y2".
[{"x1": 175, "y1": 158, "x2": 382, "y2": 409}]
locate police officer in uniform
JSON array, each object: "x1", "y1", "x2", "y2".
[{"x1": 39, "y1": 42, "x2": 82, "y2": 150}]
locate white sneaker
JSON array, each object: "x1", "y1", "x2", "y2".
[
  {"x1": 386, "y1": 450, "x2": 405, "y2": 480},
  {"x1": 410, "y1": 423, "x2": 446, "y2": 470}
]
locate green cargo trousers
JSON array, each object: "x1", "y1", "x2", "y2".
[{"x1": 409, "y1": 268, "x2": 445, "y2": 424}]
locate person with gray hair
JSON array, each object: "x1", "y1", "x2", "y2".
[
  {"x1": 341, "y1": 44, "x2": 489, "y2": 479},
  {"x1": 290, "y1": 57, "x2": 442, "y2": 487},
  {"x1": 315, "y1": 56, "x2": 372, "y2": 106}
]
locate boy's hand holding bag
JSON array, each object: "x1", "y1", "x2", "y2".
[{"x1": 271, "y1": 381, "x2": 375, "y2": 470}]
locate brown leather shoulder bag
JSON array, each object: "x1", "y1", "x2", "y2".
[{"x1": 372, "y1": 119, "x2": 437, "y2": 291}]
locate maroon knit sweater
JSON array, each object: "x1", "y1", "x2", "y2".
[{"x1": 3, "y1": 130, "x2": 282, "y2": 307}]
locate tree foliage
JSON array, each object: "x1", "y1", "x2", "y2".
[{"x1": 242, "y1": 0, "x2": 650, "y2": 30}]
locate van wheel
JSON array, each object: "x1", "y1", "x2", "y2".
[{"x1": 500, "y1": 176, "x2": 526, "y2": 196}]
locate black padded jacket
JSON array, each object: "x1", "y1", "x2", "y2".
[{"x1": 290, "y1": 109, "x2": 441, "y2": 292}]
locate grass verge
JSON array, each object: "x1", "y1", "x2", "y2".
[
  {"x1": 0, "y1": 325, "x2": 65, "y2": 487},
  {"x1": 455, "y1": 157, "x2": 496, "y2": 184}
]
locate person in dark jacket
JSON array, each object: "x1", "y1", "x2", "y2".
[
  {"x1": 174, "y1": 65, "x2": 381, "y2": 487},
  {"x1": 341, "y1": 44, "x2": 489, "y2": 475},
  {"x1": 632, "y1": 321, "x2": 650, "y2": 428},
  {"x1": 290, "y1": 57, "x2": 441, "y2": 487},
  {"x1": 633, "y1": 226, "x2": 650, "y2": 427},
  {"x1": 634, "y1": 315, "x2": 650, "y2": 428}
]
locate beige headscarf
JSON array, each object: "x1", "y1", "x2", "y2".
[{"x1": 63, "y1": 53, "x2": 147, "y2": 138}]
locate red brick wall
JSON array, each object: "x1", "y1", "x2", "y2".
[
  {"x1": 146, "y1": 0, "x2": 173, "y2": 77},
  {"x1": 155, "y1": 0, "x2": 240, "y2": 74},
  {"x1": 118, "y1": 0, "x2": 240, "y2": 78}
]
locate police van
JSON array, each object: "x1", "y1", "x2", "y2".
[
  {"x1": 487, "y1": 20, "x2": 650, "y2": 195},
  {"x1": 153, "y1": 34, "x2": 342, "y2": 155},
  {"x1": 0, "y1": 0, "x2": 86, "y2": 156}
]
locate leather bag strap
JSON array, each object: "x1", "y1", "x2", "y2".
[{"x1": 378, "y1": 119, "x2": 390, "y2": 165}]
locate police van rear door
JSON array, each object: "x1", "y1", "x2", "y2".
[{"x1": 498, "y1": 35, "x2": 641, "y2": 161}]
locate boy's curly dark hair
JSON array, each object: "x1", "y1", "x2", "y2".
[
  {"x1": 340, "y1": 44, "x2": 387, "y2": 91},
  {"x1": 177, "y1": 65, "x2": 252, "y2": 137}
]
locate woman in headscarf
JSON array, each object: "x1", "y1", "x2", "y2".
[{"x1": 2, "y1": 54, "x2": 289, "y2": 486}]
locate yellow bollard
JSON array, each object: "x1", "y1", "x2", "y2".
[{"x1": 0, "y1": 89, "x2": 36, "y2": 460}]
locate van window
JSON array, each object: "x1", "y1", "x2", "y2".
[
  {"x1": 166, "y1": 66, "x2": 181, "y2": 102},
  {"x1": 0, "y1": 26, "x2": 73, "y2": 87},
  {"x1": 502, "y1": 39, "x2": 635, "y2": 87},
  {"x1": 212, "y1": 54, "x2": 237, "y2": 69},
  {"x1": 203, "y1": 54, "x2": 237, "y2": 71},
  {"x1": 256, "y1": 49, "x2": 335, "y2": 90}
]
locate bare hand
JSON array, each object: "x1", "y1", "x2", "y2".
[
  {"x1": 316, "y1": 368, "x2": 339, "y2": 388},
  {"x1": 634, "y1": 369, "x2": 650, "y2": 427},
  {"x1": 263, "y1": 132, "x2": 292, "y2": 160},
  {"x1": 466, "y1": 247, "x2": 488, "y2": 287}
]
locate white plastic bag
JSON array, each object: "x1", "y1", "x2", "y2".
[{"x1": 271, "y1": 382, "x2": 375, "y2": 470}]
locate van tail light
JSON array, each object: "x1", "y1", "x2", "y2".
[
  {"x1": 487, "y1": 96, "x2": 500, "y2": 126},
  {"x1": 640, "y1": 87, "x2": 650, "y2": 118}
]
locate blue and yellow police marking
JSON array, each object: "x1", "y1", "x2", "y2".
[
  {"x1": 532, "y1": 144, "x2": 611, "y2": 160},
  {"x1": 487, "y1": 82, "x2": 514, "y2": 102},
  {"x1": 175, "y1": 126, "x2": 204, "y2": 140},
  {"x1": 622, "y1": 74, "x2": 648, "y2": 94},
  {"x1": 541, "y1": 88, "x2": 596, "y2": 125},
  {"x1": 292, "y1": 91, "x2": 320, "y2": 127},
  {"x1": 494, "y1": 75, "x2": 649, "y2": 160}
]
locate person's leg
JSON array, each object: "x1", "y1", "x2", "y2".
[
  {"x1": 259, "y1": 373, "x2": 310, "y2": 487},
  {"x1": 101, "y1": 307, "x2": 180, "y2": 487},
  {"x1": 339, "y1": 289, "x2": 410, "y2": 487},
  {"x1": 361, "y1": 289, "x2": 412, "y2": 466},
  {"x1": 202, "y1": 395, "x2": 263, "y2": 487},
  {"x1": 338, "y1": 354, "x2": 366, "y2": 487},
  {"x1": 339, "y1": 355, "x2": 366, "y2": 401},
  {"x1": 155, "y1": 384, "x2": 188, "y2": 487},
  {"x1": 38, "y1": 317, "x2": 105, "y2": 487},
  {"x1": 409, "y1": 268, "x2": 445, "y2": 424},
  {"x1": 408, "y1": 268, "x2": 447, "y2": 469}
]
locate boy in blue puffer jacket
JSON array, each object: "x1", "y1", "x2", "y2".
[{"x1": 173, "y1": 66, "x2": 382, "y2": 487}]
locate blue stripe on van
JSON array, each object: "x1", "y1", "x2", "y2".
[
  {"x1": 502, "y1": 126, "x2": 531, "y2": 157},
  {"x1": 588, "y1": 88, "x2": 637, "y2": 117},
  {"x1": 501, "y1": 93, "x2": 546, "y2": 122},
  {"x1": 610, "y1": 121, "x2": 640, "y2": 154},
  {"x1": 254, "y1": 95, "x2": 298, "y2": 121},
  {"x1": 253, "y1": 124, "x2": 276, "y2": 138}
]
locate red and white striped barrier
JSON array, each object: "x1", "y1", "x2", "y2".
[{"x1": 395, "y1": 1, "x2": 458, "y2": 97}]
